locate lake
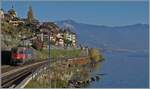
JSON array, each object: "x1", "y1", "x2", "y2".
[{"x1": 89, "y1": 50, "x2": 149, "y2": 88}]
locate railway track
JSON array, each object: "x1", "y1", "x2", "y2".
[
  {"x1": 1, "y1": 65, "x2": 10, "y2": 69},
  {"x1": 1, "y1": 59, "x2": 47, "y2": 73},
  {"x1": 1, "y1": 57, "x2": 84, "y2": 88},
  {"x1": 1, "y1": 60, "x2": 49, "y2": 88}
]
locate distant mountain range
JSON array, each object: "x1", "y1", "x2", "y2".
[{"x1": 56, "y1": 19, "x2": 149, "y2": 52}]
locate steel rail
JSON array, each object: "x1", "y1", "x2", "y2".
[{"x1": 1, "y1": 60, "x2": 49, "y2": 88}]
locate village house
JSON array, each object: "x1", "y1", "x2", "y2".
[
  {"x1": 55, "y1": 32, "x2": 64, "y2": 47},
  {"x1": 9, "y1": 17, "x2": 24, "y2": 26},
  {"x1": 38, "y1": 22, "x2": 77, "y2": 48},
  {"x1": 39, "y1": 22, "x2": 59, "y2": 48},
  {"x1": 1, "y1": 6, "x2": 77, "y2": 48},
  {"x1": 0, "y1": 9, "x2": 4, "y2": 20},
  {"x1": 7, "y1": 8, "x2": 16, "y2": 19},
  {"x1": 63, "y1": 29, "x2": 77, "y2": 47},
  {"x1": 3, "y1": 8, "x2": 25, "y2": 26},
  {"x1": 71, "y1": 32, "x2": 77, "y2": 47}
]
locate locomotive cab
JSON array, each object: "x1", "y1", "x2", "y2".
[{"x1": 11, "y1": 47, "x2": 33, "y2": 65}]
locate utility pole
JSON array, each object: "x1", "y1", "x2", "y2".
[
  {"x1": 23, "y1": 35, "x2": 25, "y2": 46},
  {"x1": 48, "y1": 31, "x2": 50, "y2": 66},
  {"x1": 48, "y1": 31, "x2": 51, "y2": 87}
]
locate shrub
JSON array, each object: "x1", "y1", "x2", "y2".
[{"x1": 89, "y1": 48, "x2": 103, "y2": 62}]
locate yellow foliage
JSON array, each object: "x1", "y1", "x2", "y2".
[{"x1": 89, "y1": 48, "x2": 103, "y2": 62}]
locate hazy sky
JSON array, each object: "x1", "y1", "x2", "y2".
[{"x1": 2, "y1": 1, "x2": 149, "y2": 26}]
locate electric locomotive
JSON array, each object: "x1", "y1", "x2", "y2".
[{"x1": 11, "y1": 46, "x2": 34, "y2": 65}]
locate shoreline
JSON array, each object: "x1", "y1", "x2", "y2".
[{"x1": 25, "y1": 56, "x2": 104, "y2": 88}]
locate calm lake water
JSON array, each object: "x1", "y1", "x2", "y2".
[{"x1": 89, "y1": 50, "x2": 149, "y2": 88}]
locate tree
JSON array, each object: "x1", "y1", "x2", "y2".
[
  {"x1": 89, "y1": 48, "x2": 103, "y2": 62},
  {"x1": 27, "y1": 5, "x2": 34, "y2": 24}
]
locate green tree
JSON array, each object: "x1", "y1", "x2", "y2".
[{"x1": 27, "y1": 5, "x2": 34, "y2": 24}]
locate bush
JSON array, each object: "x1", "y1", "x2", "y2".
[{"x1": 89, "y1": 48, "x2": 103, "y2": 62}]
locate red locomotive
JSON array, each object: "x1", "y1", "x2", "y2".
[{"x1": 11, "y1": 46, "x2": 34, "y2": 65}]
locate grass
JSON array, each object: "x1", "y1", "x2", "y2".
[
  {"x1": 50, "y1": 49, "x2": 82, "y2": 59},
  {"x1": 36, "y1": 48, "x2": 82, "y2": 60},
  {"x1": 25, "y1": 77, "x2": 68, "y2": 88},
  {"x1": 35, "y1": 49, "x2": 49, "y2": 60}
]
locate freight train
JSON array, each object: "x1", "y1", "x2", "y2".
[{"x1": 11, "y1": 46, "x2": 34, "y2": 65}]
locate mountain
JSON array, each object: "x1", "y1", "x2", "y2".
[{"x1": 56, "y1": 20, "x2": 149, "y2": 52}]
